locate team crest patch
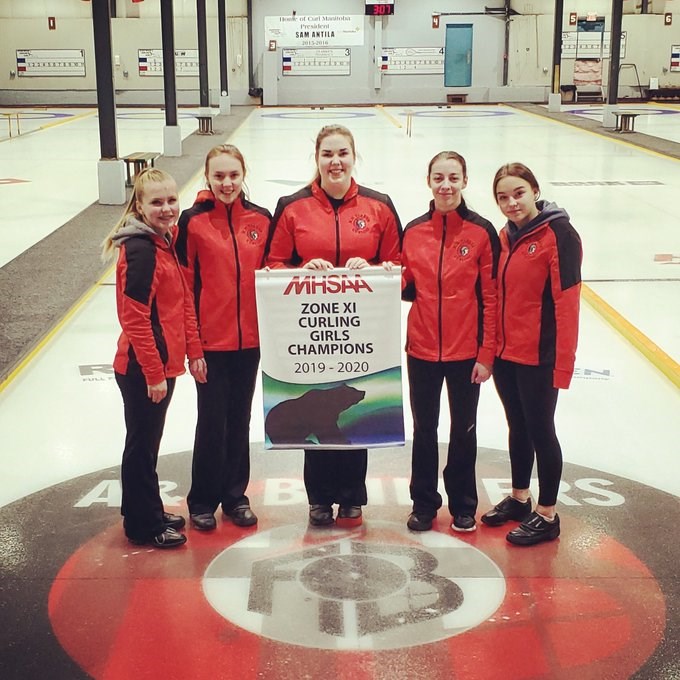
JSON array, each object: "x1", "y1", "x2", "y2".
[
  {"x1": 526, "y1": 242, "x2": 538, "y2": 256},
  {"x1": 244, "y1": 225, "x2": 261, "y2": 244},
  {"x1": 351, "y1": 215, "x2": 370, "y2": 233},
  {"x1": 455, "y1": 240, "x2": 473, "y2": 260}
]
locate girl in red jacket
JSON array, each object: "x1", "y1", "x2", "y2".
[
  {"x1": 102, "y1": 168, "x2": 206, "y2": 548},
  {"x1": 402, "y1": 151, "x2": 500, "y2": 533},
  {"x1": 481, "y1": 162, "x2": 582, "y2": 546},
  {"x1": 266, "y1": 124, "x2": 402, "y2": 528},
  {"x1": 176, "y1": 144, "x2": 271, "y2": 532}
]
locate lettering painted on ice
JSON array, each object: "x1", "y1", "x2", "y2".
[{"x1": 74, "y1": 476, "x2": 627, "y2": 508}]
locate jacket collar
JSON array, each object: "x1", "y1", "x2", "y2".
[
  {"x1": 194, "y1": 189, "x2": 247, "y2": 219},
  {"x1": 428, "y1": 198, "x2": 470, "y2": 229},
  {"x1": 311, "y1": 178, "x2": 359, "y2": 209},
  {"x1": 505, "y1": 200, "x2": 569, "y2": 246}
]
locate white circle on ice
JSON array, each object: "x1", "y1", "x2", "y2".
[{"x1": 203, "y1": 521, "x2": 505, "y2": 650}]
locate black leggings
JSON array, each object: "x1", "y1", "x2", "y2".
[{"x1": 493, "y1": 358, "x2": 562, "y2": 507}]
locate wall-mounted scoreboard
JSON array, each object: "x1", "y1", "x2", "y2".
[{"x1": 366, "y1": 1, "x2": 395, "y2": 16}]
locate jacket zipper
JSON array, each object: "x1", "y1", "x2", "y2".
[
  {"x1": 226, "y1": 204, "x2": 243, "y2": 350},
  {"x1": 437, "y1": 215, "x2": 447, "y2": 362},
  {"x1": 498, "y1": 242, "x2": 510, "y2": 357},
  {"x1": 334, "y1": 206, "x2": 341, "y2": 267}
]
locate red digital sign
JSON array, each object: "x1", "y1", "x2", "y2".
[{"x1": 366, "y1": 2, "x2": 395, "y2": 16}]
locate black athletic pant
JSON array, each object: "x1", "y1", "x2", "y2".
[
  {"x1": 408, "y1": 355, "x2": 480, "y2": 518},
  {"x1": 115, "y1": 371, "x2": 176, "y2": 541},
  {"x1": 304, "y1": 449, "x2": 368, "y2": 506},
  {"x1": 187, "y1": 349, "x2": 260, "y2": 516},
  {"x1": 493, "y1": 357, "x2": 562, "y2": 507}
]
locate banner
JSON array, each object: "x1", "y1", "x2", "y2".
[
  {"x1": 264, "y1": 15, "x2": 365, "y2": 48},
  {"x1": 255, "y1": 268, "x2": 404, "y2": 450}
]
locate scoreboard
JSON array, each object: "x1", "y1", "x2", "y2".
[{"x1": 366, "y1": 1, "x2": 395, "y2": 16}]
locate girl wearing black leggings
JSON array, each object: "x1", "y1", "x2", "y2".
[{"x1": 482, "y1": 163, "x2": 582, "y2": 546}]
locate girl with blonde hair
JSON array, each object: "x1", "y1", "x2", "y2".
[{"x1": 104, "y1": 168, "x2": 206, "y2": 548}]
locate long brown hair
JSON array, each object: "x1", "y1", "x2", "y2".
[
  {"x1": 492, "y1": 162, "x2": 540, "y2": 202},
  {"x1": 100, "y1": 167, "x2": 176, "y2": 261},
  {"x1": 311, "y1": 124, "x2": 357, "y2": 186},
  {"x1": 427, "y1": 151, "x2": 468, "y2": 180}
]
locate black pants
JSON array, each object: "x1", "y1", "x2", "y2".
[
  {"x1": 187, "y1": 349, "x2": 260, "y2": 515},
  {"x1": 493, "y1": 357, "x2": 562, "y2": 507},
  {"x1": 115, "y1": 371, "x2": 176, "y2": 541},
  {"x1": 408, "y1": 355, "x2": 480, "y2": 517},
  {"x1": 304, "y1": 448, "x2": 368, "y2": 506}
]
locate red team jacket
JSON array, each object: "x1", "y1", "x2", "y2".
[
  {"x1": 496, "y1": 202, "x2": 582, "y2": 389},
  {"x1": 113, "y1": 220, "x2": 203, "y2": 385},
  {"x1": 266, "y1": 180, "x2": 402, "y2": 267},
  {"x1": 401, "y1": 201, "x2": 500, "y2": 365},
  {"x1": 176, "y1": 191, "x2": 272, "y2": 351}
]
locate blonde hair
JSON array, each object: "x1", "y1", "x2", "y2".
[
  {"x1": 204, "y1": 143, "x2": 249, "y2": 198},
  {"x1": 311, "y1": 124, "x2": 357, "y2": 186},
  {"x1": 100, "y1": 167, "x2": 176, "y2": 261}
]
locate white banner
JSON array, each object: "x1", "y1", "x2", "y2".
[
  {"x1": 264, "y1": 15, "x2": 365, "y2": 48},
  {"x1": 255, "y1": 268, "x2": 404, "y2": 450}
]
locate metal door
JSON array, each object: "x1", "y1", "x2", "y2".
[{"x1": 445, "y1": 24, "x2": 473, "y2": 87}]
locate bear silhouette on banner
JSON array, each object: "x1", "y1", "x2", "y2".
[{"x1": 265, "y1": 383, "x2": 365, "y2": 446}]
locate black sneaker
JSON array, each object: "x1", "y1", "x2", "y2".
[
  {"x1": 407, "y1": 512, "x2": 433, "y2": 532},
  {"x1": 506, "y1": 512, "x2": 560, "y2": 546},
  {"x1": 163, "y1": 511, "x2": 186, "y2": 531},
  {"x1": 451, "y1": 515, "x2": 477, "y2": 532},
  {"x1": 309, "y1": 504, "x2": 334, "y2": 526},
  {"x1": 481, "y1": 496, "x2": 532, "y2": 527},
  {"x1": 128, "y1": 527, "x2": 187, "y2": 549}
]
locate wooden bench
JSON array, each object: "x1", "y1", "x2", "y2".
[
  {"x1": 196, "y1": 113, "x2": 215, "y2": 135},
  {"x1": 121, "y1": 152, "x2": 160, "y2": 187},
  {"x1": 612, "y1": 109, "x2": 644, "y2": 133}
]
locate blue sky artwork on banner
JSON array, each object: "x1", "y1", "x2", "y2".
[{"x1": 255, "y1": 268, "x2": 405, "y2": 450}]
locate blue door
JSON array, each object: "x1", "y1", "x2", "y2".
[{"x1": 445, "y1": 24, "x2": 473, "y2": 87}]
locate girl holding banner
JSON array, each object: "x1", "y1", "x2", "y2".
[
  {"x1": 402, "y1": 151, "x2": 500, "y2": 534},
  {"x1": 265, "y1": 124, "x2": 402, "y2": 527},
  {"x1": 176, "y1": 145, "x2": 272, "y2": 532}
]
